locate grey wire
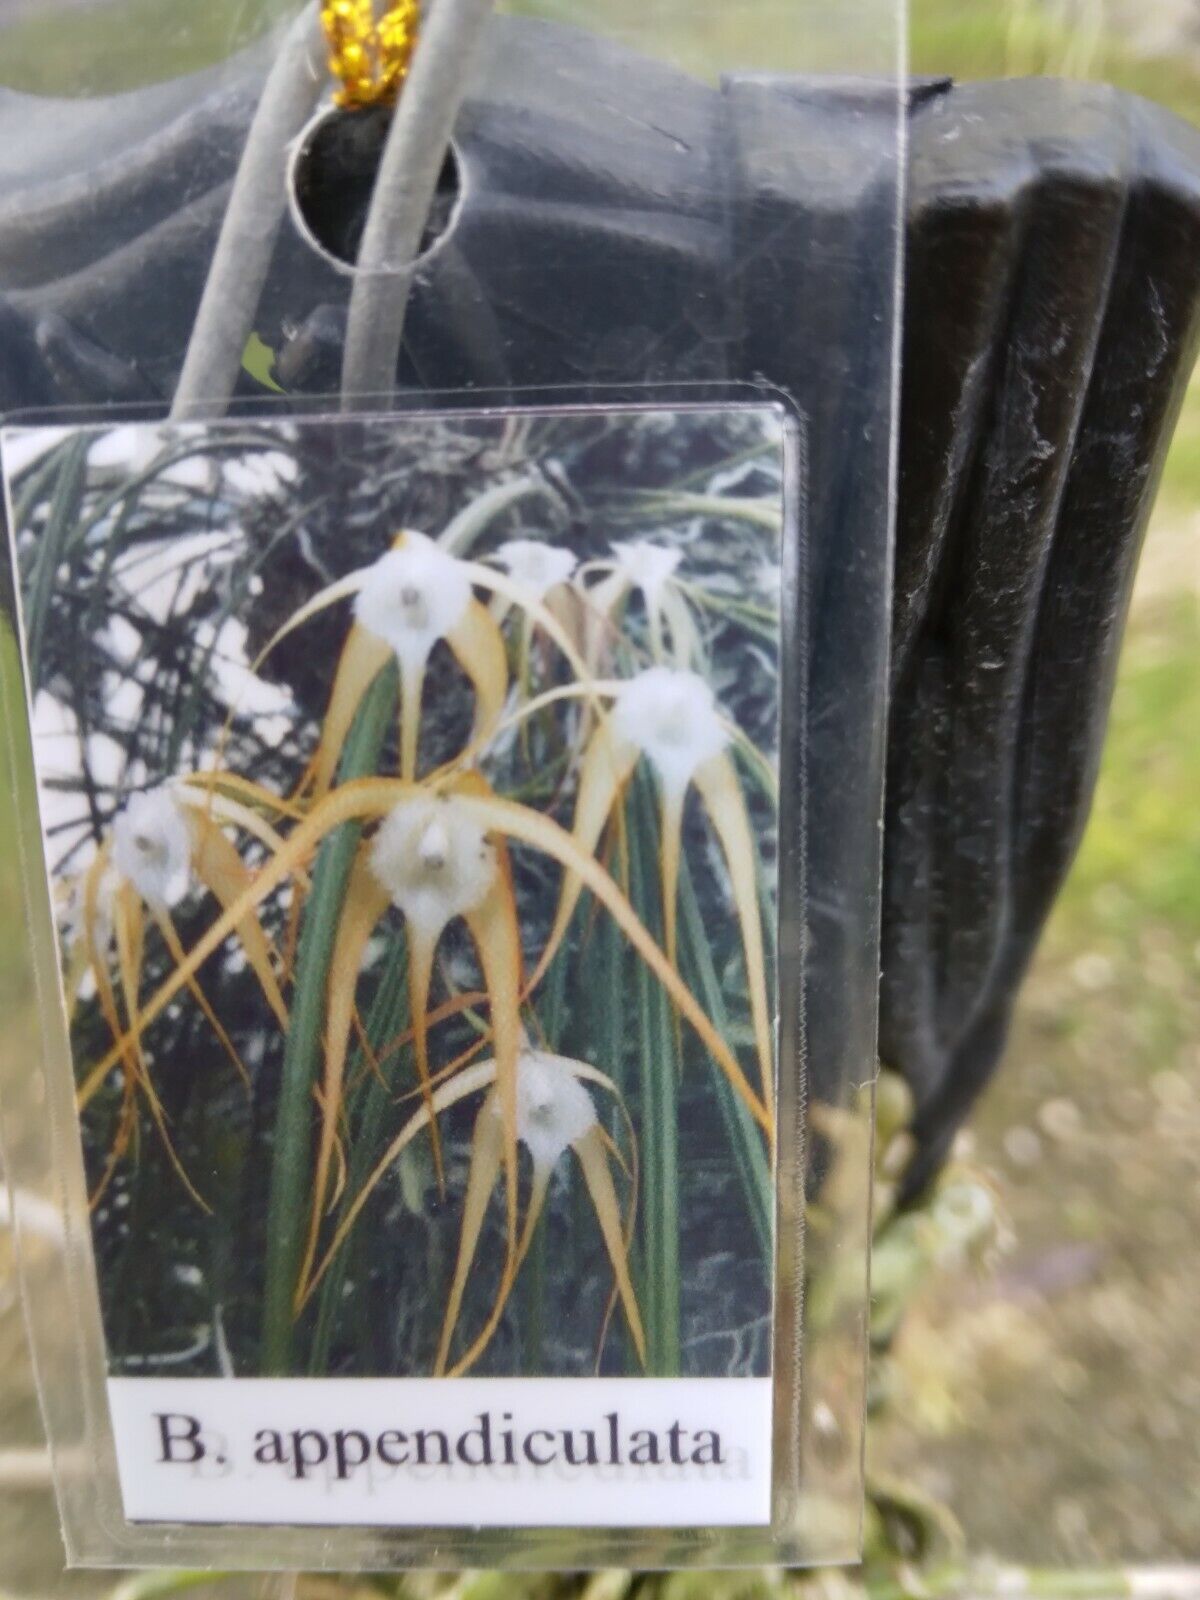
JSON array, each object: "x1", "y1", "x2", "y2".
[
  {"x1": 170, "y1": 3, "x2": 325, "y2": 421},
  {"x1": 171, "y1": 0, "x2": 492, "y2": 418},
  {"x1": 340, "y1": 0, "x2": 496, "y2": 410}
]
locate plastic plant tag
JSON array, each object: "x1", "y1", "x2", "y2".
[
  {"x1": 0, "y1": 0, "x2": 902, "y2": 1572},
  {"x1": 1, "y1": 401, "x2": 795, "y2": 1539}
]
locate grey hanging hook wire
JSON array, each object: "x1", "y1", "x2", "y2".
[
  {"x1": 171, "y1": 2, "x2": 324, "y2": 421},
  {"x1": 339, "y1": 0, "x2": 496, "y2": 409},
  {"x1": 171, "y1": 0, "x2": 494, "y2": 421}
]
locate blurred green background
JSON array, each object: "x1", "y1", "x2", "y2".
[{"x1": 0, "y1": 0, "x2": 1197, "y2": 1587}]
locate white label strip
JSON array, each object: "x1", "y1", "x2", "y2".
[{"x1": 108, "y1": 1377, "x2": 773, "y2": 1528}]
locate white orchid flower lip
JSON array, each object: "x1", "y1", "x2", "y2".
[
  {"x1": 354, "y1": 532, "x2": 473, "y2": 672},
  {"x1": 494, "y1": 539, "x2": 577, "y2": 600},
  {"x1": 612, "y1": 539, "x2": 683, "y2": 606},
  {"x1": 613, "y1": 666, "x2": 729, "y2": 798},
  {"x1": 370, "y1": 794, "x2": 497, "y2": 937},
  {"x1": 112, "y1": 787, "x2": 193, "y2": 909},
  {"x1": 488, "y1": 1049, "x2": 599, "y2": 1173}
]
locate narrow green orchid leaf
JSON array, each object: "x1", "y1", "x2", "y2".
[{"x1": 261, "y1": 675, "x2": 395, "y2": 1376}]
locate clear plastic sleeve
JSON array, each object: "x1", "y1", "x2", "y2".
[{"x1": 0, "y1": 0, "x2": 903, "y2": 1569}]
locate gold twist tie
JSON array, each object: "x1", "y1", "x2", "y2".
[{"x1": 321, "y1": 0, "x2": 421, "y2": 111}]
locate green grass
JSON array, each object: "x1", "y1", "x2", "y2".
[
  {"x1": 0, "y1": 0, "x2": 896, "y2": 90},
  {"x1": 1158, "y1": 377, "x2": 1200, "y2": 513},
  {"x1": 0, "y1": 0, "x2": 300, "y2": 94},
  {"x1": 911, "y1": 0, "x2": 1200, "y2": 126},
  {"x1": 874, "y1": 582, "x2": 1200, "y2": 1560},
  {"x1": 1055, "y1": 593, "x2": 1200, "y2": 946},
  {"x1": 5, "y1": 0, "x2": 1200, "y2": 111}
]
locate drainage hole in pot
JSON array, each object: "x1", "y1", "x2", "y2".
[{"x1": 291, "y1": 104, "x2": 462, "y2": 270}]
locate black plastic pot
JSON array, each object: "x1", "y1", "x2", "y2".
[{"x1": 1, "y1": 19, "x2": 1197, "y2": 1191}]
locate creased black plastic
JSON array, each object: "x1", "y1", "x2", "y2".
[
  {"x1": 0, "y1": 20, "x2": 1196, "y2": 1195},
  {"x1": 892, "y1": 86, "x2": 1200, "y2": 1195}
]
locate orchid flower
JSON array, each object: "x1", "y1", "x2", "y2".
[
  {"x1": 299, "y1": 785, "x2": 515, "y2": 1292},
  {"x1": 73, "y1": 783, "x2": 290, "y2": 1208},
  {"x1": 584, "y1": 539, "x2": 699, "y2": 669},
  {"x1": 301, "y1": 1045, "x2": 643, "y2": 1377},
  {"x1": 493, "y1": 539, "x2": 576, "y2": 604},
  {"x1": 253, "y1": 529, "x2": 595, "y2": 795},
  {"x1": 489, "y1": 539, "x2": 582, "y2": 752},
  {"x1": 435, "y1": 1046, "x2": 644, "y2": 1376},
  {"x1": 112, "y1": 788, "x2": 193, "y2": 909},
  {"x1": 91, "y1": 771, "x2": 768, "y2": 1303},
  {"x1": 541, "y1": 666, "x2": 776, "y2": 1124}
]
